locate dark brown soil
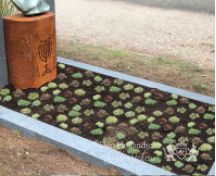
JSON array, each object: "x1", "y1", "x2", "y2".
[{"x1": 0, "y1": 63, "x2": 215, "y2": 175}]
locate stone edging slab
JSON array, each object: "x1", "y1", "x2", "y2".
[{"x1": 0, "y1": 57, "x2": 215, "y2": 175}]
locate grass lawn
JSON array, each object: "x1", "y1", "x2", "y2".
[{"x1": 58, "y1": 39, "x2": 215, "y2": 97}]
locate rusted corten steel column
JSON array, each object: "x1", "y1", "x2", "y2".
[{"x1": 3, "y1": 12, "x2": 57, "y2": 89}]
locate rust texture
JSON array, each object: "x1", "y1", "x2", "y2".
[{"x1": 3, "y1": 12, "x2": 57, "y2": 89}]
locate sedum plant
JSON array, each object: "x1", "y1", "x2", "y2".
[
  {"x1": 96, "y1": 122, "x2": 104, "y2": 128},
  {"x1": 145, "y1": 98, "x2": 157, "y2": 105},
  {"x1": 134, "y1": 87, "x2": 144, "y2": 94},
  {"x1": 82, "y1": 80, "x2": 92, "y2": 87},
  {"x1": 56, "y1": 114, "x2": 68, "y2": 122},
  {"x1": 109, "y1": 86, "x2": 122, "y2": 93},
  {"x1": 116, "y1": 132, "x2": 126, "y2": 140},
  {"x1": 111, "y1": 101, "x2": 122, "y2": 108},
  {"x1": 58, "y1": 63, "x2": 66, "y2": 69},
  {"x1": 52, "y1": 89, "x2": 61, "y2": 96},
  {"x1": 129, "y1": 118, "x2": 138, "y2": 125},
  {"x1": 166, "y1": 100, "x2": 177, "y2": 106},
  {"x1": 137, "y1": 114, "x2": 147, "y2": 122},
  {"x1": 153, "y1": 110, "x2": 163, "y2": 117},
  {"x1": 32, "y1": 100, "x2": 41, "y2": 107},
  {"x1": 204, "y1": 113, "x2": 215, "y2": 120},
  {"x1": 127, "y1": 147, "x2": 140, "y2": 155},
  {"x1": 199, "y1": 143, "x2": 213, "y2": 152},
  {"x1": 40, "y1": 86, "x2": 49, "y2": 92},
  {"x1": 68, "y1": 110, "x2": 81, "y2": 117},
  {"x1": 90, "y1": 128, "x2": 103, "y2": 136},
  {"x1": 149, "y1": 157, "x2": 161, "y2": 164},
  {"x1": 113, "y1": 108, "x2": 124, "y2": 116},
  {"x1": 106, "y1": 116, "x2": 118, "y2": 125},
  {"x1": 0, "y1": 88, "x2": 10, "y2": 96},
  {"x1": 144, "y1": 92, "x2": 152, "y2": 98},
  {"x1": 72, "y1": 72, "x2": 83, "y2": 79},
  {"x1": 124, "y1": 102, "x2": 133, "y2": 109},
  {"x1": 71, "y1": 117, "x2": 83, "y2": 125},
  {"x1": 94, "y1": 101, "x2": 107, "y2": 108},
  {"x1": 48, "y1": 82, "x2": 57, "y2": 89},
  {"x1": 95, "y1": 86, "x2": 105, "y2": 93},
  {"x1": 135, "y1": 106, "x2": 145, "y2": 113},
  {"x1": 125, "y1": 111, "x2": 136, "y2": 118},
  {"x1": 148, "y1": 123, "x2": 161, "y2": 130},
  {"x1": 3, "y1": 95, "x2": 12, "y2": 102},
  {"x1": 84, "y1": 109, "x2": 94, "y2": 116},
  {"x1": 20, "y1": 108, "x2": 31, "y2": 115},
  {"x1": 59, "y1": 83, "x2": 69, "y2": 90},
  {"x1": 94, "y1": 76, "x2": 103, "y2": 82},
  {"x1": 74, "y1": 89, "x2": 86, "y2": 97},
  {"x1": 17, "y1": 99, "x2": 31, "y2": 107},
  {"x1": 150, "y1": 141, "x2": 162, "y2": 149},
  {"x1": 59, "y1": 123, "x2": 68, "y2": 129},
  {"x1": 123, "y1": 84, "x2": 134, "y2": 91},
  {"x1": 169, "y1": 116, "x2": 180, "y2": 124},
  {"x1": 72, "y1": 104, "x2": 82, "y2": 112},
  {"x1": 28, "y1": 92, "x2": 39, "y2": 101}
]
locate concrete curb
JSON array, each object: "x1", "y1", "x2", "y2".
[
  {"x1": 0, "y1": 106, "x2": 175, "y2": 176},
  {"x1": 0, "y1": 57, "x2": 215, "y2": 175}
]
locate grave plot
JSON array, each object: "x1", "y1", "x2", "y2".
[{"x1": 0, "y1": 62, "x2": 215, "y2": 176}]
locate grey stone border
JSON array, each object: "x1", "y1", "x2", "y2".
[{"x1": 0, "y1": 56, "x2": 215, "y2": 175}]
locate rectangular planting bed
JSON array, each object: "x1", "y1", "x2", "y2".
[{"x1": 0, "y1": 57, "x2": 215, "y2": 176}]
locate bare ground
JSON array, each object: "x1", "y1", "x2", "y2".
[
  {"x1": 56, "y1": 0, "x2": 215, "y2": 69},
  {"x1": 0, "y1": 126, "x2": 119, "y2": 176}
]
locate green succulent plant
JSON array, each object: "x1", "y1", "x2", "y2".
[
  {"x1": 53, "y1": 96, "x2": 67, "y2": 103},
  {"x1": 147, "y1": 116, "x2": 156, "y2": 123},
  {"x1": 17, "y1": 99, "x2": 31, "y2": 107},
  {"x1": 109, "y1": 86, "x2": 122, "y2": 93},
  {"x1": 31, "y1": 113, "x2": 40, "y2": 119},
  {"x1": 96, "y1": 122, "x2": 104, "y2": 128},
  {"x1": 114, "y1": 79, "x2": 124, "y2": 85},
  {"x1": 82, "y1": 80, "x2": 92, "y2": 87},
  {"x1": 124, "y1": 102, "x2": 133, "y2": 109},
  {"x1": 169, "y1": 116, "x2": 180, "y2": 124},
  {"x1": 119, "y1": 93, "x2": 130, "y2": 100},
  {"x1": 148, "y1": 123, "x2": 161, "y2": 130},
  {"x1": 20, "y1": 108, "x2": 31, "y2": 115},
  {"x1": 113, "y1": 109, "x2": 124, "y2": 116},
  {"x1": 197, "y1": 164, "x2": 208, "y2": 172},
  {"x1": 177, "y1": 107, "x2": 187, "y2": 114},
  {"x1": 189, "y1": 128, "x2": 201, "y2": 135},
  {"x1": 72, "y1": 104, "x2": 82, "y2": 112},
  {"x1": 125, "y1": 111, "x2": 136, "y2": 118},
  {"x1": 94, "y1": 86, "x2": 105, "y2": 93},
  {"x1": 94, "y1": 101, "x2": 107, "y2": 108},
  {"x1": 126, "y1": 141, "x2": 135, "y2": 148},
  {"x1": 149, "y1": 157, "x2": 161, "y2": 164},
  {"x1": 28, "y1": 92, "x2": 39, "y2": 101},
  {"x1": 74, "y1": 89, "x2": 86, "y2": 97},
  {"x1": 111, "y1": 101, "x2": 122, "y2": 108},
  {"x1": 56, "y1": 114, "x2": 68, "y2": 122},
  {"x1": 3, "y1": 95, "x2": 12, "y2": 102},
  {"x1": 48, "y1": 82, "x2": 57, "y2": 89},
  {"x1": 189, "y1": 103, "x2": 197, "y2": 110},
  {"x1": 71, "y1": 117, "x2": 83, "y2": 125},
  {"x1": 116, "y1": 132, "x2": 126, "y2": 140},
  {"x1": 154, "y1": 150, "x2": 163, "y2": 157},
  {"x1": 171, "y1": 94, "x2": 178, "y2": 99},
  {"x1": 93, "y1": 94, "x2": 101, "y2": 101},
  {"x1": 137, "y1": 114, "x2": 147, "y2": 121},
  {"x1": 129, "y1": 118, "x2": 139, "y2": 125},
  {"x1": 166, "y1": 100, "x2": 177, "y2": 106},
  {"x1": 0, "y1": 88, "x2": 10, "y2": 96},
  {"x1": 151, "y1": 141, "x2": 162, "y2": 149},
  {"x1": 138, "y1": 132, "x2": 149, "y2": 139},
  {"x1": 187, "y1": 121, "x2": 196, "y2": 128},
  {"x1": 59, "y1": 83, "x2": 69, "y2": 90},
  {"x1": 72, "y1": 72, "x2": 83, "y2": 79},
  {"x1": 153, "y1": 110, "x2": 163, "y2": 117},
  {"x1": 43, "y1": 104, "x2": 54, "y2": 112},
  {"x1": 135, "y1": 106, "x2": 145, "y2": 113},
  {"x1": 106, "y1": 116, "x2": 118, "y2": 124},
  {"x1": 134, "y1": 87, "x2": 144, "y2": 93},
  {"x1": 189, "y1": 113, "x2": 200, "y2": 120},
  {"x1": 94, "y1": 76, "x2": 103, "y2": 82},
  {"x1": 68, "y1": 110, "x2": 82, "y2": 117},
  {"x1": 123, "y1": 84, "x2": 134, "y2": 91},
  {"x1": 145, "y1": 98, "x2": 157, "y2": 105},
  {"x1": 167, "y1": 132, "x2": 176, "y2": 139},
  {"x1": 163, "y1": 137, "x2": 175, "y2": 145},
  {"x1": 84, "y1": 109, "x2": 94, "y2": 116},
  {"x1": 127, "y1": 147, "x2": 140, "y2": 155},
  {"x1": 58, "y1": 63, "x2": 66, "y2": 69},
  {"x1": 205, "y1": 128, "x2": 214, "y2": 135},
  {"x1": 144, "y1": 92, "x2": 152, "y2": 98},
  {"x1": 204, "y1": 113, "x2": 215, "y2": 120},
  {"x1": 40, "y1": 86, "x2": 49, "y2": 92},
  {"x1": 52, "y1": 89, "x2": 61, "y2": 96},
  {"x1": 207, "y1": 136, "x2": 215, "y2": 143},
  {"x1": 174, "y1": 161, "x2": 184, "y2": 168},
  {"x1": 199, "y1": 143, "x2": 213, "y2": 151},
  {"x1": 32, "y1": 100, "x2": 41, "y2": 107},
  {"x1": 115, "y1": 143, "x2": 126, "y2": 151},
  {"x1": 59, "y1": 123, "x2": 68, "y2": 129},
  {"x1": 208, "y1": 106, "x2": 215, "y2": 113},
  {"x1": 90, "y1": 128, "x2": 103, "y2": 136}
]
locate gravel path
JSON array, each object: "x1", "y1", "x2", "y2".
[{"x1": 56, "y1": 0, "x2": 214, "y2": 69}]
